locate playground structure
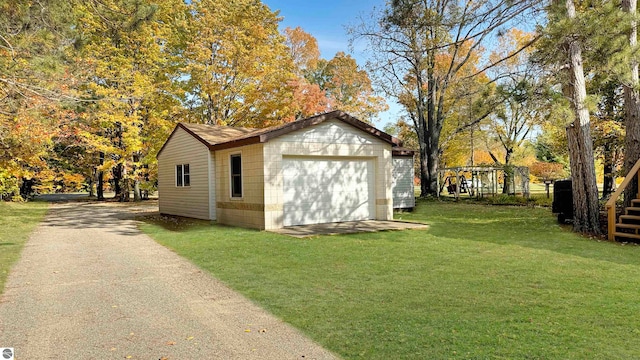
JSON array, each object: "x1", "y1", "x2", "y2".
[{"x1": 438, "y1": 166, "x2": 530, "y2": 199}]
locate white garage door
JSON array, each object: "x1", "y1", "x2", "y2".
[{"x1": 283, "y1": 157, "x2": 375, "y2": 226}]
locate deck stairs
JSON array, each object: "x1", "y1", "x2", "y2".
[
  {"x1": 606, "y1": 158, "x2": 640, "y2": 241},
  {"x1": 613, "y1": 199, "x2": 640, "y2": 242}
]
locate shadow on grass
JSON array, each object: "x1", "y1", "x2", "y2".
[
  {"x1": 408, "y1": 199, "x2": 640, "y2": 267},
  {"x1": 135, "y1": 213, "x2": 216, "y2": 232}
]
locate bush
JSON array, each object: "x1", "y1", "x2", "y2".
[{"x1": 0, "y1": 170, "x2": 19, "y2": 201}]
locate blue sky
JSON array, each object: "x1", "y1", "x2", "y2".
[{"x1": 262, "y1": 0, "x2": 402, "y2": 128}]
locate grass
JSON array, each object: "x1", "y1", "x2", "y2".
[
  {"x1": 0, "y1": 201, "x2": 48, "y2": 293},
  {"x1": 139, "y1": 200, "x2": 640, "y2": 359}
]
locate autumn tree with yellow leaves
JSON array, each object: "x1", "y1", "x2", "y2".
[
  {"x1": 284, "y1": 27, "x2": 387, "y2": 122},
  {"x1": 181, "y1": 0, "x2": 295, "y2": 127},
  {"x1": 352, "y1": 0, "x2": 535, "y2": 196}
]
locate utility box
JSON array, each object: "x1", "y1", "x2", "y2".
[{"x1": 552, "y1": 179, "x2": 573, "y2": 223}]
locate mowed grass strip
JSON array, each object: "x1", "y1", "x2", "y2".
[
  {"x1": 0, "y1": 201, "x2": 48, "y2": 293},
  {"x1": 140, "y1": 200, "x2": 640, "y2": 359}
]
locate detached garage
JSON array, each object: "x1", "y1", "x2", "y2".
[{"x1": 157, "y1": 110, "x2": 414, "y2": 230}]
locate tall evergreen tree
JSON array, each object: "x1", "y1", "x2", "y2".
[
  {"x1": 622, "y1": 0, "x2": 640, "y2": 206},
  {"x1": 560, "y1": 0, "x2": 601, "y2": 234}
]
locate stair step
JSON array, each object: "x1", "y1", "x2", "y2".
[
  {"x1": 614, "y1": 232, "x2": 640, "y2": 241},
  {"x1": 619, "y1": 215, "x2": 640, "y2": 224},
  {"x1": 627, "y1": 207, "x2": 640, "y2": 214},
  {"x1": 616, "y1": 223, "x2": 640, "y2": 230}
]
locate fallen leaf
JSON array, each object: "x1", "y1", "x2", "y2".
[
  {"x1": 159, "y1": 357, "x2": 169, "y2": 360},
  {"x1": 110, "y1": 348, "x2": 116, "y2": 351},
  {"x1": 166, "y1": 341, "x2": 176, "y2": 346},
  {"x1": 130, "y1": 332, "x2": 135, "y2": 336},
  {"x1": 244, "y1": 329, "x2": 251, "y2": 333},
  {"x1": 186, "y1": 336, "x2": 194, "y2": 341},
  {"x1": 125, "y1": 356, "x2": 132, "y2": 359}
]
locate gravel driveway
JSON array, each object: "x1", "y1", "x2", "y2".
[{"x1": 0, "y1": 202, "x2": 338, "y2": 360}]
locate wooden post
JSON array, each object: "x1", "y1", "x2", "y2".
[
  {"x1": 637, "y1": 168, "x2": 640, "y2": 199},
  {"x1": 455, "y1": 170, "x2": 460, "y2": 200},
  {"x1": 608, "y1": 205, "x2": 616, "y2": 241}
]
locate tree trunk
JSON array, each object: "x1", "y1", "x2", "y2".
[
  {"x1": 426, "y1": 134, "x2": 440, "y2": 195},
  {"x1": 564, "y1": 0, "x2": 601, "y2": 235},
  {"x1": 97, "y1": 172, "x2": 104, "y2": 201},
  {"x1": 120, "y1": 177, "x2": 130, "y2": 202},
  {"x1": 113, "y1": 163, "x2": 122, "y2": 200},
  {"x1": 566, "y1": 124, "x2": 600, "y2": 233},
  {"x1": 19, "y1": 177, "x2": 34, "y2": 200},
  {"x1": 132, "y1": 153, "x2": 142, "y2": 201},
  {"x1": 502, "y1": 149, "x2": 513, "y2": 194},
  {"x1": 88, "y1": 167, "x2": 95, "y2": 198},
  {"x1": 97, "y1": 152, "x2": 105, "y2": 201},
  {"x1": 602, "y1": 142, "x2": 615, "y2": 199},
  {"x1": 421, "y1": 59, "x2": 439, "y2": 197},
  {"x1": 133, "y1": 180, "x2": 141, "y2": 201},
  {"x1": 623, "y1": 0, "x2": 640, "y2": 206},
  {"x1": 420, "y1": 143, "x2": 430, "y2": 196}
]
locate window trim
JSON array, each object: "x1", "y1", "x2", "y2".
[
  {"x1": 176, "y1": 164, "x2": 190, "y2": 187},
  {"x1": 230, "y1": 153, "x2": 243, "y2": 198}
]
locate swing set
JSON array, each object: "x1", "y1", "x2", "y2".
[{"x1": 438, "y1": 166, "x2": 530, "y2": 199}]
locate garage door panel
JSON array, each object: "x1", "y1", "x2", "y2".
[{"x1": 283, "y1": 157, "x2": 374, "y2": 226}]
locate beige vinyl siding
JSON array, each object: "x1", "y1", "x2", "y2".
[
  {"x1": 215, "y1": 143, "x2": 265, "y2": 229},
  {"x1": 158, "y1": 127, "x2": 212, "y2": 220},
  {"x1": 263, "y1": 119, "x2": 393, "y2": 229},
  {"x1": 392, "y1": 156, "x2": 415, "y2": 209}
]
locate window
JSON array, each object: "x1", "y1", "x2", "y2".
[
  {"x1": 176, "y1": 164, "x2": 190, "y2": 187},
  {"x1": 230, "y1": 154, "x2": 242, "y2": 197}
]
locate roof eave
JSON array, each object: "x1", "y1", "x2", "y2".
[
  {"x1": 392, "y1": 148, "x2": 415, "y2": 157},
  {"x1": 210, "y1": 136, "x2": 263, "y2": 151}
]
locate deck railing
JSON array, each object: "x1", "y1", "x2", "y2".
[{"x1": 605, "y1": 158, "x2": 640, "y2": 241}]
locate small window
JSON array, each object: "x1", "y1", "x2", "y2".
[
  {"x1": 230, "y1": 154, "x2": 242, "y2": 197},
  {"x1": 176, "y1": 164, "x2": 190, "y2": 187}
]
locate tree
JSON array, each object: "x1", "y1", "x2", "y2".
[
  {"x1": 74, "y1": 0, "x2": 186, "y2": 201},
  {"x1": 283, "y1": 27, "x2": 331, "y2": 119},
  {"x1": 622, "y1": 0, "x2": 640, "y2": 206},
  {"x1": 558, "y1": 0, "x2": 601, "y2": 234},
  {"x1": 284, "y1": 26, "x2": 320, "y2": 76},
  {"x1": 312, "y1": 52, "x2": 387, "y2": 122},
  {"x1": 487, "y1": 29, "x2": 550, "y2": 192},
  {"x1": 352, "y1": 0, "x2": 537, "y2": 196},
  {"x1": 591, "y1": 81, "x2": 624, "y2": 198},
  {"x1": 181, "y1": 0, "x2": 295, "y2": 127},
  {"x1": 284, "y1": 27, "x2": 386, "y2": 122},
  {"x1": 0, "y1": 0, "x2": 77, "y2": 199},
  {"x1": 530, "y1": 161, "x2": 567, "y2": 181}
]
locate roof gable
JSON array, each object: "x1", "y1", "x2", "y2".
[{"x1": 157, "y1": 110, "x2": 411, "y2": 158}]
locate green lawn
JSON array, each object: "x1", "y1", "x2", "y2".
[
  {"x1": 140, "y1": 200, "x2": 640, "y2": 359},
  {"x1": 0, "y1": 202, "x2": 48, "y2": 293}
]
